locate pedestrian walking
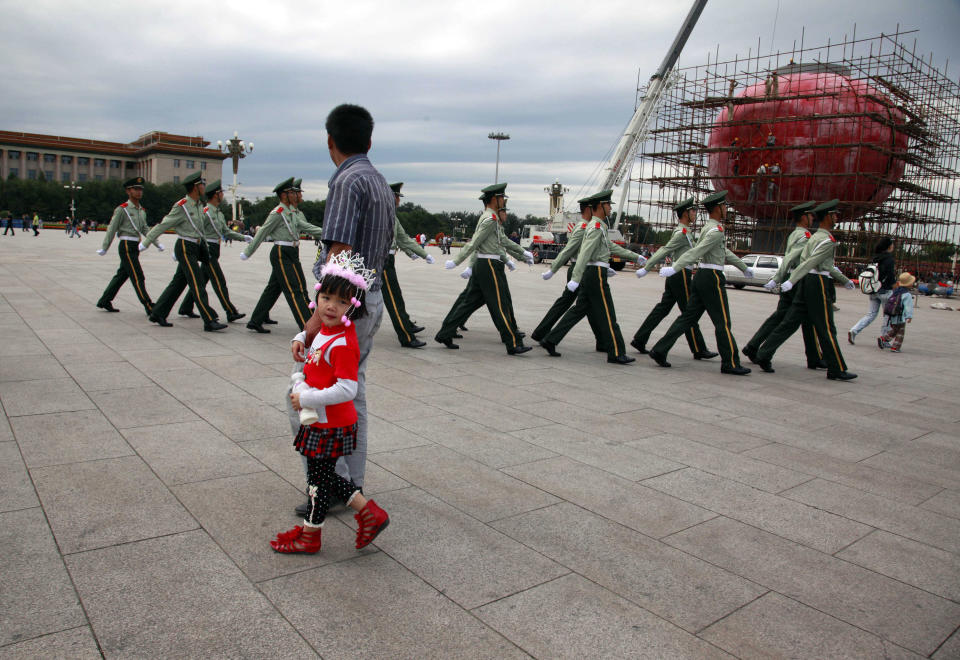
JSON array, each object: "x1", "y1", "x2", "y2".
[
  {"x1": 878, "y1": 272, "x2": 916, "y2": 352},
  {"x1": 849, "y1": 236, "x2": 896, "y2": 344}
]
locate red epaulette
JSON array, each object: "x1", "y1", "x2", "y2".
[
  {"x1": 580, "y1": 222, "x2": 587, "y2": 229},
  {"x1": 829, "y1": 234, "x2": 836, "y2": 242},
  {"x1": 804, "y1": 231, "x2": 811, "y2": 238},
  {"x1": 177, "y1": 199, "x2": 187, "y2": 207},
  {"x1": 275, "y1": 206, "x2": 284, "y2": 214},
  {"x1": 717, "y1": 225, "x2": 724, "y2": 232},
  {"x1": 681, "y1": 227, "x2": 687, "y2": 234},
  {"x1": 203, "y1": 206, "x2": 209, "y2": 213},
  {"x1": 594, "y1": 222, "x2": 601, "y2": 229},
  {"x1": 120, "y1": 202, "x2": 128, "y2": 208}
]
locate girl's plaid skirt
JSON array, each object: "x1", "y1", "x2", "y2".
[{"x1": 294, "y1": 423, "x2": 357, "y2": 459}]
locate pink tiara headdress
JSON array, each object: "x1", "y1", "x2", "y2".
[{"x1": 308, "y1": 251, "x2": 376, "y2": 326}]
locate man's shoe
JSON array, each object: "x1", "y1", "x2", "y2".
[
  {"x1": 827, "y1": 371, "x2": 858, "y2": 381},
  {"x1": 435, "y1": 336, "x2": 458, "y2": 349},
  {"x1": 540, "y1": 340, "x2": 561, "y2": 357},
  {"x1": 179, "y1": 311, "x2": 201, "y2": 319},
  {"x1": 409, "y1": 325, "x2": 425, "y2": 334},
  {"x1": 458, "y1": 325, "x2": 468, "y2": 331},
  {"x1": 693, "y1": 350, "x2": 719, "y2": 360},
  {"x1": 807, "y1": 359, "x2": 828, "y2": 369},
  {"x1": 742, "y1": 345, "x2": 759, "y2": 364},
  {"x1": 264, "y1": 318, "x2": 278, "y2": 325},
  {"x1": 294, "y1": 499, "x2": 311, "y2": 518},
  {"x1": 227, "y1": 312, "x2": 246, "y2": 322},
  {"x1": 96, "y1": 301, "x2": 119, "y2": 312},
  {"x1": 630, "y1": 339, "x2": 649, "y2": 354},
  {"x1": 507, "y1": 344, "x2": 532, "y2": 355},
  {"x1": 756, "y1": 358, "x2": 775, "y2": 373},
  {"x1": 204, "y1": 320, "x2": 228, "y2": 332},
  {"x1": 649, "y1": 351, "x2": 671, "y2": 368},
  {"x1": 847, "y1": 331, "x2": 855, "y2": 345},
  {"x1": 721, "y1": 365, "x2": 752, "y2": 375},
  {"x1": 453, "y1": 333, "x2": 463, "y2": 339},
  {"x1": 246, "y1": 322, "x2": 270, "y2": 334},
  {"x1": 401, "y1": 339, "x2": 427, "y2": 349},
  {"x1": 608, "y1": 354, "x2": 636, "y2": 365},
  {"x1": 149, "y1": 315, "x2": 172, "y2": 327}
]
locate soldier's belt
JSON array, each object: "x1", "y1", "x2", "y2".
[
  {"x1": 809, "y1": 269, "x2": 831, "y2": 276},
  {"x1": 119, "y1": 236, "x2": 139, "y2": 242},
  {"x1": 698, "y1": 263, "x2": 723, "y2": 270},
  {"x1": 477, "y1": 253, "x2": 500, "y2": 259},
  {"x1": 388, "y1": 249, "x2": 397, "y2": 254},
  {"x1": 205, "y1": 238, "x2": 220, "y2": 244},
  {"x1": 178, "y1": 236, "x2": 199, "y2": 244},
  {"x1": 587, "y1": 261, "x2": 609, "y2": 267},
  {"x1": 274, "y1": 241, "x2": 298, "y2": 247}
]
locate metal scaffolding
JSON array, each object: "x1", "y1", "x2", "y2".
[{"x1": 628, "y1": 28, "x2": 960, "y2": 279}]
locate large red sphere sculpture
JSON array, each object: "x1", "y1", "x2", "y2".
[{"x1": 707, "y1": 66, "x2": 908, "y2": 220}]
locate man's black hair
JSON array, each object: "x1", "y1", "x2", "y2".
[{"x1": 325, "y1": 104, "x2": 373, "y2": 155}]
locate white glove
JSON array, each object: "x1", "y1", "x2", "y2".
[
  {"x1": 780, "y1": 281, "x2": 793, "y2": 292},
  {"x1": 607, "y1": 267, "x2": 616, "y2": 277},
  {"x1": 541, "y1": 270, "x2": 554, "y2": 281},
  {"x1": 763, "y1": 279, "x2": 777, "y2": 291},
  {"x1": 566, "y1": 280, "x2": 579, "y2": 293},
  {"x1": 138, "y1": 242, "x2": 147, "y2": 252},
  {"x1": 243, "y1": 235, "x2": 253, "y2": 243},
  {"x1": 460, "y1": 267, "x2": 472, "y2": 279},
  {"x1": 425, "y1": 255, "x2": 435, "y2": 264},
  {"x1": 744, "y1": 267, "x2": 754, "y2": 279},
  {"x1": 636, "y1": 268, "x2": 648, "y2": 278},
  {"x1": 523, "y1": 250, "x2": 534, "y2": 265},
  {"x1": 240, "y1": 252, "x2": 249, "y2": 261},
  {"x1": 96, "y1": 248, "x2": 106, "y2": 256},
  {"x1": 845, "y1": 280, "x2": 856, "y2": 290},
  {"x1": 660, "y1": 266, "x2": 676, "y2": 278},
  {"x1": 445, "y1": 260, "x2": 456, "y2": 269},
  {"x1": 156, "y1": 242, "x2": 165, "y2": 252},
  {"x1": 506, "y1": 260, "x2": 516, "y2": 272}
]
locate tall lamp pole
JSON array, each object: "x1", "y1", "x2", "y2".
[
  {"x1": 487, "y1": 132, "x2": 510, "y2": 183},
  {"x1": 63, "y1": 181, "x2": 82, "y2": 223},
  {"x1": 217, "y1": 131, "x2": 253, "y2": 229}
]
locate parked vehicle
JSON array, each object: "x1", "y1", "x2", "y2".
[{"x1": 724, "y1": 253, "x2": 782, "y2": 289}]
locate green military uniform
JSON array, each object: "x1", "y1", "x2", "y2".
[
  {"x1": 743, "y1": 201, "x2": 824, "y2": 368},
  {"x1": 756, "y1": 200, "x2": 853, "y2": 378},
  {"x1": 142, "y1": 172, "x2": 222, "y2": 327},
  {"x1": 543, "y1": 190, "x2": 640, "y2": 362},
  {"x1": 381, "y1": 182, "x2": 430, "y2": 346},
  {"x1": 631, "y1": 197, "x2": 711, "y2": 357},
  {"x1": 243, "y1": 177, "x2": 323, "y2": 331},
  {"x1": 289, "y1": 178, "x2": 311, "y2": 292},
  {"x1": 434, "y1": 183, "x2": 527, "y2": 353},
  {"x1": 96, "y1": 176, "x2": 154, "y2": 315},
  {"x1": 650, "y1": 190, "x2": 750, "y2": 372},
  {"x1": 178, "y1": 180, "x2": 247, "y2": 320}
]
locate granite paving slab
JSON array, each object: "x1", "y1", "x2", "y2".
[
  {"x1": 862, "y1": 450, "x2": 960, "y2": 490},
  {"x1": 61, "y1": 360, "x2": 152, "y2": 391},
  {"x1": 474, "y1": 573, "x2": 733, "y2": 659},
  {"x1": 147, "y1": 366, "x2": 247, "y2": 402},
  {"x1": 189, "y1": 354, "x2": 285, "y2": 380},
  {"x1": 88, "y1": 384, "x2": 200, "y2": 429},
  {"x1": 65, "y1": 530, "x2": 315, "y2": 657},
  {"x1": 185, "y1": 393, "x2": 290, "y2": 441},
  {"x1": 492, "y1": 502, "x2": 765, "y2": 633},
  {"x1": 0, "y1": 626, "x2": 101, "y2": 659},
  {"x1": 32, "y1": 455, "x2": 197, "y2": 554},
  {"x1": 47, "y1": 341, "x2": 124, "y2": 364},
  {"x1": 0, "y1": 377, "x2": 95, "y2": 417},
  {"x1": 9, "y1": 409, "x2": 133, "y2": 468},
  {"x1": 0, "y1": 442, "x2": 38, "y2": 512},
  {"x1": 0, "y1": 508, "x2": 86, "y2": 647},
  {"x1": 933, "y1": 629, "x2": 960, "y2": 660},
  {"x1": 0, "y1": 354, "x2": 68, "y2": 383},
  {"x1": 919, "y1": 488, "x2": 960, "y2": 519}
]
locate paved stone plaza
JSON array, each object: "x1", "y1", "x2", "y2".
[{"x1": 1, "y1": 231, "x2": 959, "y2": 658}]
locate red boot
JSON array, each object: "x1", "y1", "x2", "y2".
[
  {"x1": 270, "y1": 525, "x2": 321, "y2": 553},
  {"x1": 355, "y1": 500, "x2": 389, "y2": 549}
]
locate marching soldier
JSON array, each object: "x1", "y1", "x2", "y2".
[
  {"x1": 531, "y1": 194, "x2": 604, "y2": 348},
  {"x1": 241, "y1": 177, "x2": 323, "y2": 333},
  {"x1": 753, "y1": 199, "x2": 857, "y2": 380},
  {"x1": 540, "y1": 189, "x2": 643, "y2": 364},
  {"x1": 141, "y1": 172, "x2": 227, "y2": 331},
  {"x1": 177, "y1": 179, "x2": 250, "y2": 322},
  {"x1": 382, "y1": 182, "x2": 435, "y2": 348},
  {"x1": 629, "y1": 197, "x2": 717, "y2": 361},
  {"x1": 648, "y1": 190, "x2": 752, "y2": 374},
  {"x1": 434, "y1": 183, "x2": 531, "y2": 354},
  {"x1": 742, "y1": 201, "x2": 826, "y2": 370},
  {"x1": 95, "y1": 176, "x2": 157, "y2": 315}
]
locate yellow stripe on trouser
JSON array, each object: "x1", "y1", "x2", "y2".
[
  {"x1": 597, "y1": 266, "x2": 619, "y2": 357},
  {"x1": 681, "y1": 269, "x2": 699, "y2": 352},
  {"x1": 122, "y1": 242, "x2": 149, "y2": 310},
  {"x1": 818, "y1": 276, "x2": 845, "y2": 370},
  {"x1": 812, "y1": 326, "x2": 823, "y2": 358},
  {"x1": 208, "y1": 259, "x2": 234, "y2": 314},
  {"x1": 488, "y1": 259, "x2": 516, "y2": 346},
  {"x1": 180, "y1": 240, "x2": 213, "y2": 319},
  {"x1": 278, "y1": 247, "x2": 307, "y2": 328},
  {"x1": 713, "y1": 271, "x2": 736, "y2": 361},
  {"x1": 383, "y1": 272, "x2": 411, "y2": 342}
]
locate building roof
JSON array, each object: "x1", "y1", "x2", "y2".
[{"x1": 0, "y1": 130, "x2": 228, "y2": 160}]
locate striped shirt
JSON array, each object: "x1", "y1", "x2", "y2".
[{"x1": 318, "y1": 154, "x2": 394, "y2": 291}]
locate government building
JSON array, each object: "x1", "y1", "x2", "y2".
[{"x1": 0, "y1": 130, "x2": 226, "y2": 184}]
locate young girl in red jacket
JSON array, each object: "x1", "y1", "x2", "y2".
[{"x1": 270, "y1": 252, "x2": 389, "y2": 554}]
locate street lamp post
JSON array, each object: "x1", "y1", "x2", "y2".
[
  {"x1": 487, "y1": 132, "x2": 510, "y2": 183},
  {"x1": 63, "y1": 181, "x2": 82, "y2": 224},
  {"x1": 217, "y1": 131, "x2": 253, "y2": 229}
]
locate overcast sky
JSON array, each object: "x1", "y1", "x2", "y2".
[{"x1": 1, "y1": 0, "x2": 958, "y2": 216}]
